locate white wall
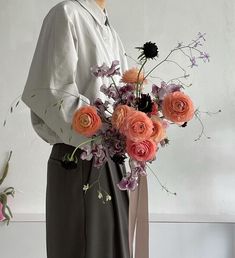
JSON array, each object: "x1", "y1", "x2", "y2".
[{"x1": 0, "y1": 222, "x2": 234, "y2": 258}]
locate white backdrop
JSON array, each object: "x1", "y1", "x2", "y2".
[{"x1": 0, "y1": 0, "x2": 235, "y2": 222}]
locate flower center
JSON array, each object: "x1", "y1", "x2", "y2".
[{"x1": 80, "y1": 114, "x2": 92, "y2": 127}]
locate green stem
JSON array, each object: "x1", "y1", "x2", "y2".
[
  {"x1": 69, "y1": 135, "x2": 102, "y2": 160},
  {"x1": 143, "y1": 45, "x2": 198, "y2": 82},
  {"x1": 146, "y1": 164, "x2": 177, "y2": 195},
  {"x1": 110, "y1": 76, "x2": 122, "y2": 100},
  {"x1": 136, "y1": 59, "x2": 147, "y2": 98}
]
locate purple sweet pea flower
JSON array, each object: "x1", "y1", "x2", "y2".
[
  {"x1": 119, "y1": 84, "x2": 135, "y2": 94},
  {"x1": 92, "y1": 144, "x2": 108, "y2": 168},
  {"x1": 129, "y1": 159, "x2": 147, "y2": 176},
  {"x1": 167, "y1": 83, "x2": 182, "y2": 93},
  {"x1": 91, "y1": 60, "x2": 121, "y2": 78},
  {"x1": 151, "y1": 84, "x2": 160, "y2": 96},
  {"x1": 108, "y1": 139, "x2": 123, "y2": 156},
  {"x1": 152, "y1": 82, "x2": 181, "y2": 100},
  {"x1": 103, "y1": 128, "x2": 126, "y2": 157},
  {"x1": 91, "y1": 63, "x2": 109, "y2": 77},
  {"x1": 117, "y1": 173, "x2": 139, "y2": 191},
  {"x1": 105, "y1": 60, "x2": 121, "y2": 77},
  {"x1": 100, "y1": 83, "x2": 120, "y2": 100},
  {"x1": 126, "y1": 93, "x2": 136, "y2": 105},
  {"x1": 93, "y1": 98, "x2": 109, "y2": 113},
  {"x1": 80, "y1": 145, "x2": 93, "y2": 161},
  {"x1": 100, "y1": 84, "x2": 108, "y2": 94},
  {"x1": 107, "y1": 86, "x2": 119, "y2": 100}
]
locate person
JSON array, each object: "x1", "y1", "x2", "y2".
[{"x1": 21, "y1": 0, "x2": 131, "y2": 258}]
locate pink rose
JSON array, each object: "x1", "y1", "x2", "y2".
[
  {"x1": 162, "y1": 91, "x2": 194, "y2": 124},
  {"x1": 121, "y1": 110, "x2": 154, "y2": 142},
  {"x1": 126, "y1": 139, "x2": 157, "y2": 161}
]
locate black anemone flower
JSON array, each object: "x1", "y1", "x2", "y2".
[
  {"x1": 111, "y1": 153, "x2": 127, "y2": 164},
  {"x1": 137, "y1": 93, "x2": 153, "y2": 113},
  {"x1": 136, "y1": 41, "x2": 159, "y2": 61},
  {"x1": 61, "y1": 153, "x2": 78, "y2": 169}
]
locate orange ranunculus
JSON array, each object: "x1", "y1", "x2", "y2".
[
  {"x1": 162, "y1": 92, "x2": 194, "y2": 124},
  {"x1": 121, "y1": 110, "x2": 154, "y2": 142},
  {"x1": 126, "y1": 139, "x2": 157, "y2": 161},
  {"x1": 111, "y1": 104, "x2": 133, "y2": 131},
  {"x1": 72, "y1": 106, "x2": 102, "y2": 137},
  {"x1": 150, "y1": 116, "x2": 166, "y2": 142},
  {"x1": 121, "y1": 67, "x2": 148, "y2": 85}
]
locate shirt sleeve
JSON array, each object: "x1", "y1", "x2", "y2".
[{"x1": 21, "y1": 4, "x2": 91, "y2": 147}]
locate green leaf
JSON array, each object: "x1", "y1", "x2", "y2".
[
  {"x1": 1, "y1": 196, "x2": 10, "y2": 221},
  {"x1": 5, "y1": 205, "x2": 13, "y2": 218}
]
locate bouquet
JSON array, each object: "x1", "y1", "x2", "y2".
[
  {"x1": 2, "y1": 32, "x2": 219, "y2": 204},
  {"x1": 59, "y1": 32, "x2": 214, "y2": 201}
]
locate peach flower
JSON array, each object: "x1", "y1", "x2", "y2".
[
  {"x1": 150, "y1": 116, "x2": 166, "y2": 142},
  {"x1": 126, "y1": 139, "x2": 157, "y2": 161},
  {"x1": 72, "y1": 106, "x2": 102, "y2": 137},
  {"x1": 121, "y1": 110, "x2": 154, "y2": 142},
  {"x1": 162, "y1": 92, "x2": 194, "y2": 124},
  {"x1": 121, "y1": 67, "x2": 148, "y2": 85},
  {"x1": 111, "y1": 104, "x2": 134, "y2": 131}
]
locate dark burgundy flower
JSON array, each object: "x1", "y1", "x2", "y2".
[
  {"x1": 61, "y1": 153, "x2": 78, "y2": 169},
  {"x1": 111, "y1": 153, "x2": 127, "y2": 164},
  {"x1": 137, "y1": 93, "x2": 153, "y2": 113},
  {"x1": 136, "y1": 41, "x2": 159, "y2": 61}
]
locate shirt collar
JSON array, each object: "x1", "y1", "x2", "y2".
[{"x1": 76, "y1": 0, "x2": 110, "y2": 27}]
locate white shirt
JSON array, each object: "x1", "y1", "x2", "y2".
[{"x1": 21, "y1": 0, "x2": 128, "y2": 147}]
